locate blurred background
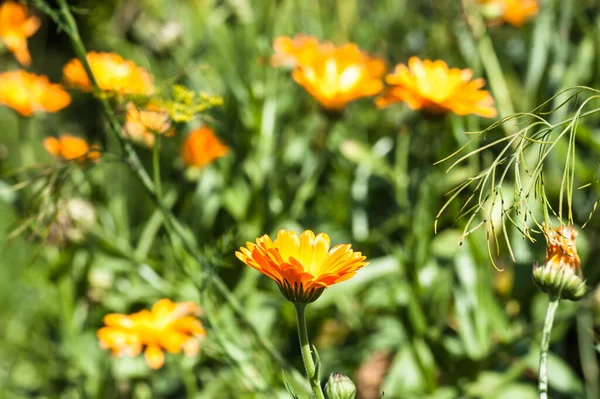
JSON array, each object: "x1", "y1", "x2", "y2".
[{"x1": 1, "y1": 0, "x2": 600, "y2": 398}]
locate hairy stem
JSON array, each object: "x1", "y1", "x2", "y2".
[
  {"x1": 539, "y1": 296, "x2": 560, "y2": 399},
  {"x1": 294, "y1": 303, "x2": 325, "y2": 399}
]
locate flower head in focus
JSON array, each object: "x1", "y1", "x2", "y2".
[
  {"x1": 477, "y1": 0, "x2": 539, "y2": 27},
  {"x1": 97, "y1": 298, "x2": 205, "y2": 369},
  {"x1": 0, "y1": 1, "x2": 40, "y2": 66},
  {"x1": 122, "y1": 102, "x2": 173, "y2": 147},
  {"x1": 271, "y1": 34, "x2": 331, "y2": 68},
  {"x1": 0, "y1": 70, "x2": 71, "y2": 116},
  {"x1": 43, "y1": 135, "x2": 100, "y2": 162},
  {"x1": 236, "y1": 230, "x2": 368, "y2": 303},
  {"x1": 181, "y1": 126, "x2": 228, "y2": 168},
  {"x1": 533, "y1": 225, "x2": 586, "y2": 301},
  {"x1": 63, "y1": 52, "x2": 154, "y2": 95},
  {"x1": 290, "y1": 43, "x2": 386, "y2": 111},
  {"x1": 376, "y1": 57, "x2": 497, "y2": 118}
]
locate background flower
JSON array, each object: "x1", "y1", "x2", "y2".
[
  {"x1": 63, "y1": 51, "x2": 154, "y2": 95},
  {"x1": 0, "y1": 70, "x2": 71, "y2": 116},
  {"x1": 0, "y1": 1, "x2": 40, "y2": 66},
  {"x1": 43, "y1": 134, "x2": 100, "y2": 162},
  {"x1": 376, "y1": 57, "x2": 497, "y2": 117},
  {"x1": 180, "y1": 126, "x2": 228, "y2": 168}
]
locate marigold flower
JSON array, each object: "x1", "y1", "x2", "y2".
[
  {"x1": 0, "y1": 70, "x2": 71, "y2": 116},
  {"x1": 43, "y1": 134, "x2": 100, "y2": 162},
  {"x1": 0, "y1": 1, "x2": 40, "y2": 66},
  {"x1": 97, "y1": 298, "x2": 205, "y2": 370},
  {"x1": 236, "y1": 230, "x2": 368, "y2": 303},
  {"x1": 271, "y1": 34, "x2": 331, "y2": 68},
  {"x1": 290, "y1": 43, "x2": 386, "y2": 111},
  {"x1": 376, "y1": 57, "x2": 497, "y2": 118},
  {"x1": 181, "y1": 127, "x2": 228, "y2": 168},
  {"x1": 477, "y1": 0, "x2": 539, "y2": 27},
  {"x1": 533, "y1": 226, "x2": 586, "y2": 301},
  {"x1": 122, "y1": 102, "x2": 173, "y2": 147},
  {"x1": 63, "y1": 52, "x2": 154, "y2": 95}
]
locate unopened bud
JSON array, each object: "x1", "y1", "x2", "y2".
[{"x1": 325, "y1": 373, "x2": 356, "y2": 399}]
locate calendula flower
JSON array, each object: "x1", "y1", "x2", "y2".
[
  {"x1": 181, "y1": 127, "x2": 228, "y2": 168},
  {"x1": 63, "y1": 52, "x2": 154, "y2": 95},
  {"x1": 288, "y1": 42, "x2": 386, "y2": 111},
  {"x1": 43, "y1": 134, "x2": 100, "y2": 162},
  {"x1": 271, "y1": 34, "x2": 331, "y2": 68},
  {"x1": 236, "y1": 230, "x2": 368, "y2": 303},
  {"x1": 98, "y1": 298, "x2": 205, "y2": 370},
  {"x1": 122, "y1": 102, "x2": 173, "y2": 147},
  {"x1": 376, "y1": 57, "x2": 497, "y2": 118},
  {"x1": 533, "y1": 225, "x2": 586, "y2": 301},
  {"x1": 477, "y1": 0, "x2": 539, "y2": 27},
  {"x1": 0, "y1": 70, "x2": 71, "y2": 116},
  {"x1": 0, "y1": 1, "x2": 40, "y2": 66}
]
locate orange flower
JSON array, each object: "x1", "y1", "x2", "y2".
[
  {"x1": 181, "y1": 127, "x2": 228, "y2": 168},
  {"x1": 291, "y1": 43, "x2": 386, "y2": 111},
  {"x1": 63, "y1": 52, "x2": 154, "y2": 95},
  {"x1": 0, "y1": 1, "x2": 40, "y2": 66},
  {"x1": 0, "y1": 70, "x2": 71, "y2": 116},
  {"x1": 543, "y1": 226, "x2": 581, "y2": 275},
  {"x1": 271, "y1": 34, "x2": 332, "y2": 68},
  {"x1": 122, "y1": 102, "x2": 173, "y2": 147},
  {"x1": 43, "y1": 135, "x2": 100, "y2": 162},
  {"x1": 97, "y1": 298, "x2": 205, "y2": 370},
  {"x1": 376, "y1": 57, "x2": 497, "y2": 118},
  {"x1": 477, "y1": 0, "x2": 539, "y2": 27},
  {"x1": 236, "y1": 230, "x2": 368, "y2": 303}
]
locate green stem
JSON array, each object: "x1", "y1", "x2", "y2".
[
  {"x1": 152, "y1": 135, "x2": 163, "y2": 202},
  {"x1": 539, "y1": 296, "x2": 560, "y2": 399},
  {"x1": 294, "y1": 303, "x2": 325, "y2": 399}
]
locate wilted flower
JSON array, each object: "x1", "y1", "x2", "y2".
[
  {"x1": 236, "y1": 230, "x2": 367, "y2": 303},
  {"x1": 0, "y1": 70, "x2": 71, "y2": 116},
  {"x1": 376, "y1": 57, "x2": 497, "y2": 118},
  {"x1": 0, "y1": 1, "x2": 40, "y2": 66},
  {"x1": 290, "y1": 43, "x2": 386, "y2": 111},
  {"x1": 43, "y1": 134, "x2": 100, "y2": 162},
  {"x1": 271, "y1": 34, "x2": 331, "y2": 68},
  {"x1": 533, "y1": 225, "x2": 586, "y2": 301},
  {"x1": 63, "y1": 52, "x2": 154, "y2": 95},
  {"x1": 180, "y1": 127, "x2": 228, "y2": 168},
  {"x1": 98, "y1": 298, "x2": 205, "y2": 369},
  {"x1": 477, "y1": 0, "x2": 539, "y2": 27},
  {"x1": 122, "y1": 102, "x2": 173, "y2": 147},
  {"x1": 46, "y1": 197, "x2": 96, "y2": 246}
]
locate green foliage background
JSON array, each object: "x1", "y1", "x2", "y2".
[{"x1": 1, "y1": 0, "x2": 600, "y2": 398}]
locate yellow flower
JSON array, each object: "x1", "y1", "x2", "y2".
[
  {"x1": 236, "y1": 230, "x2": 368, "y2": 303},
  {"x1": 63, "y1": 52, "x2": 154, "y2": 95},
  {"x1": 291, "y1": 43, "x2": 386, "y2": 111},
  {"x1": 97, "y1": 298, "x2": 205, "y2": 370},
  {"x1": 181, "y1": 127, "x2": 228, "y2": 168},
  {"x1": 0, "y1": 1, "x2": 40, "y2": 66},
  {"x1": 271, "y1": 34, "x2": 332, "y2": 68},
  {"x1": 43, "y1": 134, "x2": 101, "y2": 162},
  {"x1": 0, "y1": 70, "x2": 71, "y2": 116},
  {"x1": 376, "y1": 57, "x2": 497, "y2": 118},
  {"x1": 478, "y1": 0, "x2": 539, "y2": 27},
  {"x1": 122, "y1": 102, "x2": 173, "y2": 147}
]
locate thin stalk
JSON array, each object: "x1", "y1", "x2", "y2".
[
  {"x1": 293, "y1": 303, "x2": 325, "y2": 399},
  {"x1": 538, "y1": 296, "x2": 560, "y2": 399},
  {"x1": 152, "y1": 135, "x2": 163, "y2": 202}
]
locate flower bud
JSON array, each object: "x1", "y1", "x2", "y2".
[
  {"x1": 533, "y1": 226, "x2": 586, "y2": 301},
  {"x1": 325, "y1": 373, "x2": 356, "y2": 399}
]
